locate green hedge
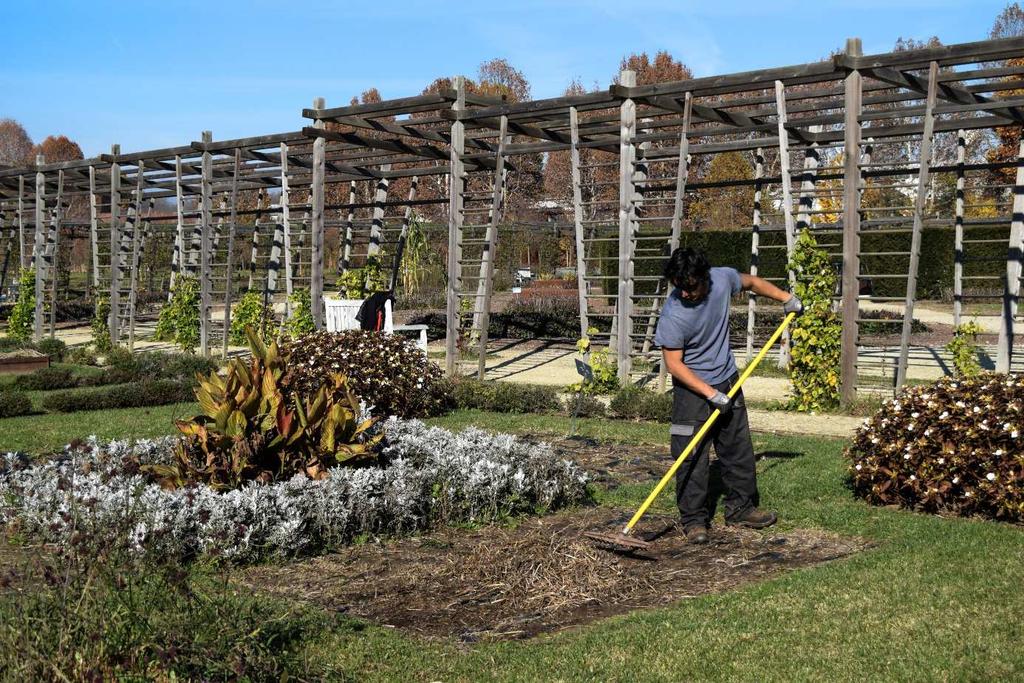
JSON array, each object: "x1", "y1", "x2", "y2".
[
  {"x1": 452, "y1": 379, "x2": 560, "y2": 414},
  {"x1": 41, "y1": 380, "x2": 194, "y2": 413},
  {"x1": 0, "y1": 390, "x2": 32, "y2": 418}
]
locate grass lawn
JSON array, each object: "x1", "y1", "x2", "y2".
[{"x1": 1, "y1": 406, "x2": 1021, "y2": 680}]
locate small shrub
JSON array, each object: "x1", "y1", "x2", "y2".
[
  {"x1": 859, "y1": 309, "x2": 930, "y2": 336},
  {"x1": 88, "y1": 349, "x2": 219, "y2": 387},
  {"x1": 285, "y1": 288, "x2": 315, "y2": 337},
  {"x1": 12, "y1": 366, "x2": 77, "y2": 391},
  {"x1": 337, "y1": 255, "x2": 389, "y2": 299},
  {"x1": 228, "y1": 292, "x2": 275, "y2": 344},
  {"x1": 64, "y1": 345, "x2": 98, "y2": 366},
  {"x1": 0, "y1": 390, "x2": 32, "y2": 418},
  {"x1": 946, "y1": 321, "x2": 983, "y2": 377},
  {"x1": 154, "y1": 275, "x2": 200, "y2": 353},
  {"x1": 35, "y1": 337, "x2": 66, "y2": 361},
  {"x1": 563, "y1": 393, "x2": 607, "y2": 418},
  {"x1": 452, "y1": 378, "x2": 560, "y2": 414},
  {"x1": 567, "y1": 327, "x2": 619, "y2": 395},
  {"x1": 283, "y1": 330, "x2": 453, "y2": 418},
  {"x1": 787, "y1": 229, "x2": 842, "y2": 412},
  {"x1": 0, "y1": 337, "x2": 34, "y2": 353},
  {"x1": 609, "y1": 386, "x2": 672, "y2": 422},
  {"x1": 846, "y1": 373, "x2": 1024, "y2": 521},
  {"x1": 40, "y1": 380, "x2": 193, "y2": 413},
  {"x1": 7, "y1": 269, "x2": 35, "y2": 342}
]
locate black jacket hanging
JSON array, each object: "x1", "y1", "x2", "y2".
[{"x1": 356, "y1": 291, "x2": 394, "y2": 331}]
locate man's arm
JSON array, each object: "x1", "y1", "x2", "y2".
[
  {"x1": 739, "y1": 273, "x2": 793, "y2": 304},
  {"x1": 662, "y1": 347, "x2": 717, "y2": 399}
]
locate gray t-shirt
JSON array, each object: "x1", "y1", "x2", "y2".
[{"x1": 654, "y1": 267, "x2": 742, "y2": 385}]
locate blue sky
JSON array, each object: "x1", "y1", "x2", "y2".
[{"x1": 0, "y1": 0, "x2": 1014, "y2": 157}]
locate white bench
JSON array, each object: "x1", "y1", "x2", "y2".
[{"x1": 324, "y1": 297, "x2": 429, "y2": 352}]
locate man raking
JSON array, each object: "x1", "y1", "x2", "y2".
[{"x1": 655, "y1": 248, "x2": 803, "y2": 544}]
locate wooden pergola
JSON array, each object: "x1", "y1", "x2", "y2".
[{"x1": 2, "y1": 35, "x2": 1024, "y2": 403}]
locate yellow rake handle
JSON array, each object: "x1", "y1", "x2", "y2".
[{"x1": 622, "y1": 311, "x2": 797, "y2": 536}]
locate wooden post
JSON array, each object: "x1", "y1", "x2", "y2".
[
  {"x1": 339, "y1": 181, "x2": 356, "y2": 274},
  {"x1": 445, "y1": 76, "x2": 466, "y2": 376},
  {"x1": 267, "y1": 201, "x2": 284, "y2": 294},
  {"x1": 368, "y1": 171, "x2": 391, "y2": 259},
  {"x1": 840, "y1": 39, "x2": 863, "y2": 408},
  {"x1": 896, "y1": 61, "x2": 939, "y2": 389},
  {"x1": 390, "y1": 176, "x2": 419, "y2": 292},
  {"x1": 89, "y1": 165, "x2": 100, "y2": 292},
  {"x1": 170, "y1": 155, "x2": 186, "y2": 296},
  {"x1": 280, "y1": 142, "x2": 293, "y2": 309},
  {"x1": 310, "y1": 97, "x2": 327, "y2": 330},
  {"x1": 655, "y1": 92, "x2": 692, "y2": 390},
  {"x1": 953, "y1": 130, "x2": 966, "y2": 328},
  {"x1": 774, "y1": 81, "x2": 799, "y2": 368},
  {"x1": 108, "y1": 145, "x2": 121, "y2": 344},
  {"x1": 569, "y1": 106, "x2": 590, "y2": 340},
  {"x1": 127, "y1": 162, "x2": 145, "y2": 350},
  {"x1": 17, "y1": 176, "x2": 26, "y2": 271},
  {"x1": 199, "y1": 131, "x2": 213, "y2": 357},
  {"x1": 747, "y1": 148, "x2": 765, "y2": 365},
  {"x1": 33, "y1": 155, "x2": 45, "y2": 342},
  {"x1": 248, "y1": 188, "x2": 265, "y2": 291},
  {"x1": 47, "y1": 169, "x2": 64, "y2": 339},
  {"x1": 616, "y1": 69, "x2": 637, "y2": 383},
  {"x1": 997, "y1": 136, "x2": 1024, "y2": 372},
  {"x1": 796, "y1": 130, "x2": 821, "y2": 234},
  {"x1": 476, "y1": 115, "x2": 509, "y2": 379},
  {"x1": 222, "y1": 148, "x2": 241, "y2": 355}
]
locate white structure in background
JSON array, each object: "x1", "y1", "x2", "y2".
[{"x1": 324, "y1": 297, "x2": 428, "y2": 351}]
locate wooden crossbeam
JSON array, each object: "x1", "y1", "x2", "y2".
[{"x1": 865, "y1": 65, "x2": 1024, "y2": 123}]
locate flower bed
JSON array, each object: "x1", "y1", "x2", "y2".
[{"x1": 0, "y1": 419, "x2": 588, "y2": 562}]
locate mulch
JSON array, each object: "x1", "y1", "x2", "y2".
[{"x1": 241, "y1": 507, "x2": 869, "y2": 641}]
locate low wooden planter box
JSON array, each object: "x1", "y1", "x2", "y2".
[{"x1": 0, "y1": 351, "x2": 49, "y2": 375}]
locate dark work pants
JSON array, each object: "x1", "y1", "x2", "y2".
[{"x1": 670, "y1": 373, "x2": 758, "y2": 529}]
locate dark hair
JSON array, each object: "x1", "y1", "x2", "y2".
[{"x1": 663, "y1": 247, "x2": 710, "y2": 289}]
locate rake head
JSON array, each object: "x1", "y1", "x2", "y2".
[{"x1": 582, "y1": 529, "x2": 652, "y2": 552}]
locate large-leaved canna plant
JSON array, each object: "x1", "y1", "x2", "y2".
[{"x1": 147, "y1": 328, "x2": 380, "y2": 490}]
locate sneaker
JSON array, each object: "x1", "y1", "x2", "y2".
[
  {"x1": 726, "y1": 508, "x2": 778, "y2": 529},
  {"x1": 684, "y1": 525, "x2": 709, "y2": 544}
]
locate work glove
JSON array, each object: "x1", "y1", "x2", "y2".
[
  {"x1": 708, "y1": 390, "x2": 733, "y2": 414},
  {"x1": 783, "y1": 294, "x2": 804, "y2": 317}
]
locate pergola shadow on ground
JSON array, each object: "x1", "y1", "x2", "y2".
[{"x1": 3, "y1": 36, "x2": 1024, "y2": 404}]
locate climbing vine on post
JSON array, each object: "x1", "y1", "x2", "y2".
[
  {"x1": 7, "y1": 269, "x2": 35, "y2": 342},
  {"x1": 945, "y1": 321, "x2": 983, "y2": 377},
  {"x1": 154, "y1": 275, "x2": 200, "y2": 353},
  {"x1": 91, "y1": 297, "x2": 112, "y2": 353},
  {"x1": 786, "y1": 229, "x2": 841, "y2": 412},
  {"x1": 285, "y1": 287, "x2": 315, "y2": 337}
]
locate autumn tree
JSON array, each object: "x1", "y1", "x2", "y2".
[
  {"x1": 0, "y1": 119, "x2": 33, "y2": 167},
  {"x1": 690, "y1": 151, "x2": 755, "y2": 230},
  {"x1": 619, "y1": 51, "x2": 693, "y2": 84},
  {"x1": 33, "y1": 135, "x2": 83, "y2": 163},
  {"x1": 985, "y1": 4, "x2": 1024, "y2": 184}
]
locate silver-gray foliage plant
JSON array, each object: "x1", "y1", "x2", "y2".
[{"x1": 0, "y1": 419, "x2": 588, "y2": 562}]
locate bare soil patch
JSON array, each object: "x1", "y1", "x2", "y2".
[{"x1": 241, "y1": 508, "x2": 867, "y2": 641}]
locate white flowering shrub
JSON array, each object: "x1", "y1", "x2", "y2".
[
  {"x1": 846, "y1": 373, "x2": 1024, "y2": 521},
  {"x1": 0, "y1": 420, "x2": 588, "y2": 563}
]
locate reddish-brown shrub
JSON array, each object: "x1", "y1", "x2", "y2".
[{"x1": 846, "y1": 374, "x2": 1023, "y2": 522}]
